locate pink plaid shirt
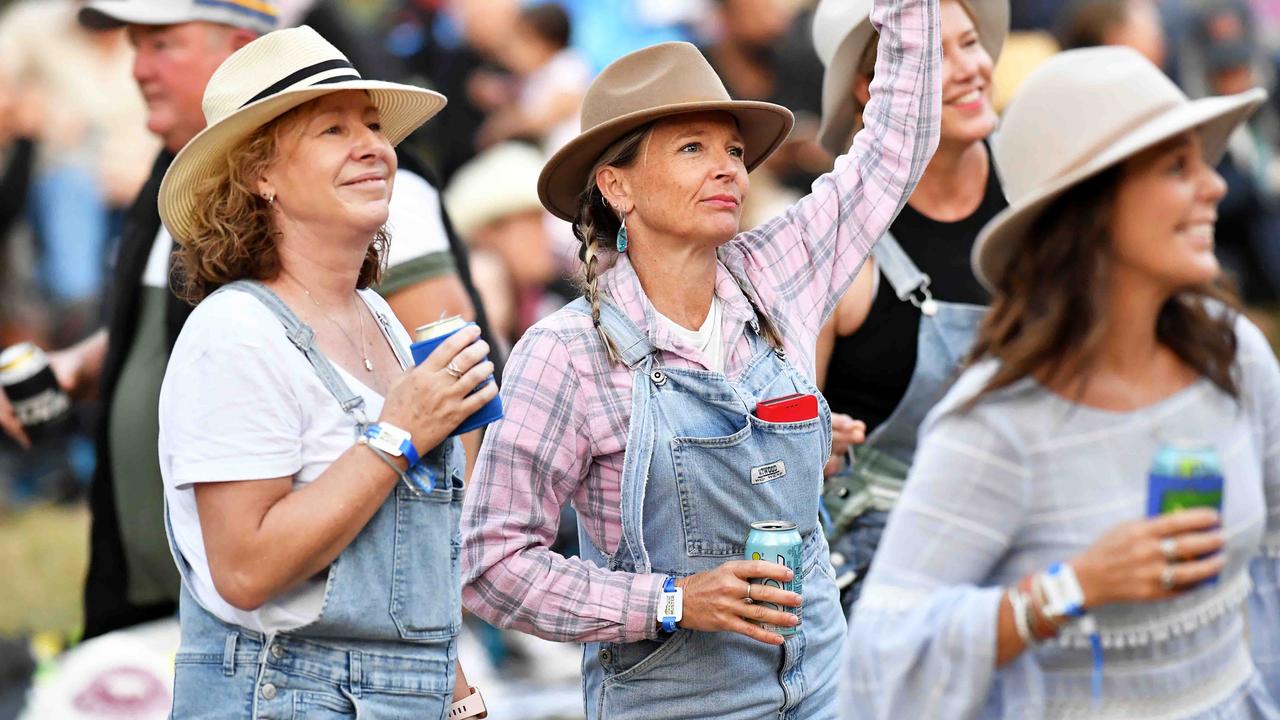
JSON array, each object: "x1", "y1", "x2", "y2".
[{"x1": 461, "y1": 0, "x2": 941, "y2": 644}]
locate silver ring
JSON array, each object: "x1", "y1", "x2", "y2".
[
  {"x1": 445, "y1": 361, "x2": 463, "y2": 379},
  {"x1": 745, "y1": 583, "x2": 753, "y2": 603},
  {"x1": 1160, "y1": 564, "x2": 1177, "y2": 590},
  {"x1": 1160, "y1": 537, "x2": 1179, "y2": 562}
]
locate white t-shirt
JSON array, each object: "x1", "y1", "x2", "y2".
[
  {"x1": 655, "y1": 295, "x2": 726, "y2": 374},
  {"x1": 157, "y1": 287, "x2": 412, "y2": 634},
  {"x1": 142, "y1": 168, "x2": 450, "y2": 290}
]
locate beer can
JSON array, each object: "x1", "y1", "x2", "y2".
[
  {"x1": 745, "y1": 520, "x2": 804, "y2": 635},
  {"x1": 409, "y1": 316, "x2": 503, "y2": 436},
  {"x1": 1146, "y1": 443, "x2": 1224, "y2": 517},
  {"x1": 413, "y1": 315, "x2": 469, "y2": 343},
  {"x1": 0, "y1": 342, "x2": 74, "y2": 444}
]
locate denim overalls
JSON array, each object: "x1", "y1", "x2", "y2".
[
  {"x1": 824, "y1": 234, "x2": 986, "y2": 614},
  {"x1": 568, "y1": 294, "x2": 846, "y2": 720},
  {"x1": 166, "y1": 281, "x2": 465, "y2": 719}
]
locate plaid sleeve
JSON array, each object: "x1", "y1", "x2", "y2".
[
  {"x1": 731, "y1": 0, "x2": 941, "y2": 351},
  {"x1": 461, "y1": 325, "x2": 665, "y2": 643}
]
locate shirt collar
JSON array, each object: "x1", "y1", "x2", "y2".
[{"x1": 599, "y1": 253, "x2": 757, "y2": 360}]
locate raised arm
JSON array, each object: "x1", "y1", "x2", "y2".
[
  {"x1": 460, "y1": 327, "x2": 665, "y2": 643},
  {"x1": 730, "y1": 0, "x2": 941, "y2": 343}
]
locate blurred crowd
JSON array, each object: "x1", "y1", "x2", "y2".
[{"x1": 1, "y1": 0, "x2": 1279, "y2": 716}]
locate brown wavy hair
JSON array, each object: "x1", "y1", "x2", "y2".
[
  {"x1": 172, "y1": 100, "x2": 388, "y2": 304},
  {"x1": 968, "y1": 164, "x2": 1241, "y2": 403}
]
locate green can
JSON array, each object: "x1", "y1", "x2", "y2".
[{"x1": 745, "y1": 520, "x2": 803, "y2": 635}]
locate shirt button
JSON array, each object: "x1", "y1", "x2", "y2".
[
  {"x1": 260, "y1": 683, "x2": 277, "y2": 700},
  {"x1": 598, "y1": 648, "x2": 612, "y2": 664},
  {"x1": 269, "y1": 644, "x2": 284, "y2": 660}
]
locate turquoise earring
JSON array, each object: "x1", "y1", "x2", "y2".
[{"x1": 616, "y1": 216, "x2": 628, "y2": 253}]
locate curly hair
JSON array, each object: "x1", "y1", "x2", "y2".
[{"x1": 172, "y1": 101, "x2": 389, "y2": 304}]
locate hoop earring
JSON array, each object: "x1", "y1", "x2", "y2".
[{"x1": 616, "y1": 215, "x2": 628, "y2": 253}]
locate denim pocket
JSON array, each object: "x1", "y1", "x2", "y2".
[
  {"x1": 389, "y1": 472, "x2": 463, "y2": 640},
  {"x1": 292, "y1": 689, "x2": 354, "y2": 719},
  {"x1": 670, "y1": 415, "x2": 823, "y2": 557}
]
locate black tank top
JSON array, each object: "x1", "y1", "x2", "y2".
[{"x1": 824, "y1": 145, "x2": 1007, "y2": 433}]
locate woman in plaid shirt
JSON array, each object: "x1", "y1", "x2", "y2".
[{"x1": 460, "y1": 1, "x2": 940, "y2": 716}]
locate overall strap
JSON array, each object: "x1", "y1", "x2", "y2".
[
  {"x1": 871, "y1": 231, "x2": 936, "y2": 314},
  {"x1": 565, "y1": 296, "x2": 656, "y2": 368},
  {"x1": 215, "y1": 280, "x2": 370, "y2": 433}
]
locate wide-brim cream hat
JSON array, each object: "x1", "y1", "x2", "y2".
[
  {"x1": 538, "y1": 41, "x2": 794, "y2": 223},
  {"x1": 158, "y1": 25, "x2": 446, "y2": 243},
  {"x1": 446, "y1": 142, "x2": 546, "y2": 239},
  {"x1": 813, "y1": 0, "x2": 1010, "y2": 157},
  {"x1": 973, "y1": 46, "x2": 1266, "y2": 291}
]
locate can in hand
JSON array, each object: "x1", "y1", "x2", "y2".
[
  {"x1": 0, "y1": 342, "x2": 74, "y2": 444},
  {"x1": 744, "y1": 520, "x2": 804, "y2": 636},
  {"x1": 1146, "y1": 443, "x2": 1224, "y2": 586},
  {"x1": 411, "y1": 317, "x2": 503, "y2": 436}
]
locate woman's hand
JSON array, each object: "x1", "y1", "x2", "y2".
[
  {"x1": 378, "y1": 325, "x2": 498, "y2": 453},
  {"x1": 1071, "y1": 508, "x2": 1226, "y2": 608},
  {"x1": 675, "y1": 560, "x2": 802, "y2": 645},
  {"x1": 824, "y1": 413, "x2": 867, "y2": 477}
]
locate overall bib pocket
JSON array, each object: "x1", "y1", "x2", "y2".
[
  {"x1": 389, "y1": 472, "x2": 464, "y2": 640},
  {"x1": 671, "y1": 415, "x2": 824, "y2": 557}
]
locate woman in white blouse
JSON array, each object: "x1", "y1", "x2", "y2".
[{"x1": 843, "y1": 47, "x2": 1278, "y2": 719}]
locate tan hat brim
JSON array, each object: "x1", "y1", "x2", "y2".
[
  {"x1": 537, "y1": 100, "x2": 795, "y2": 222},
  {"x1": 972, "y1": 88, "x2": 1268, "y2": 291},
  {"x1": 159, "y1": 81, "x2": 445, "y2": 244},
  {"x1": 817, "y1": 0, "x2": 1010, "y2": 157}
]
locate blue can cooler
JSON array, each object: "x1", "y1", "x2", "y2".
[{"x1": 410, "y1": 317, "x2": 503, "y2": 436}]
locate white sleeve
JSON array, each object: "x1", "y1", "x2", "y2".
[
  {"x1": 385, "y1": 169, "x2": 452, "y2": 266},
  {"x1": 160, "y1": 307, "x2": 305, "y2": 488}
]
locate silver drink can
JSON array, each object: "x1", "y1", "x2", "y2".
[
  {"x1": 745, "y1": 520, "x2": 804, "y2": 635},
  {"x1": 0, "y1": 342, "x2": 73, "y2": 444}
]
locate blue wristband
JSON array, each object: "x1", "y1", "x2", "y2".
[
  {"x1": 659, "y1": 576, "x2": 680, "y2": 634},
  {"x1": 398, "y1": 436, "x2": 421, "y2": 468}
]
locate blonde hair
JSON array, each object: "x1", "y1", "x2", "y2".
[
  {"x1": 172, "y1": 100, "x2": 388, "y2": 304},
  {"x1": 573, "y1": 122, "x2": 783, "y2": 366},
  {"x1": 852, "y1": 0, "x2": 981, "y2": 126}
]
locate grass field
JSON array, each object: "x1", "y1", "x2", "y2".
[{"x1": 0, "y1": 503, "x2": 87, "y2": 638}]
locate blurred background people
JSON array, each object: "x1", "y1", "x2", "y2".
[
  {"x1": 445, "y1": 142, "x2": 574, "y2": 354},
  {"x1": 478, "y1": 2, "x2": 589, "y2": 153},
  {"x1": 0, "y1": 0, "x2": 157, "y2": 345},
  {"x1": 1055, "y1": 0, "x2": 1168, "y2": 69}
]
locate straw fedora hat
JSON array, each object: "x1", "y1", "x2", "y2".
[
  {"x1": 158, "y1": 26, "x2": 446, "y2": 243},
  {"x1": 813, "y1": 0, "x2": 1010, "y2": 157},
  {"x1": 537, "y1": 41, "x2": 794, "y2": 223},
  {"x1": 972, "y1": 46, "x2": 1266, "y2": 291}
]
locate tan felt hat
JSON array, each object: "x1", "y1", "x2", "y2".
[
  {"x1": 158, "y1": 26, "x2": 446, "y2": 244},
  {"x1": 972, "y1": 46, "x2": 1266, "y2": 291},
  {"x1": 537, "y1": 41, "x2": 794, "y2": 223},
  {"x1": 813, "y1": 0, "x2": 1010, "y2": 157}
]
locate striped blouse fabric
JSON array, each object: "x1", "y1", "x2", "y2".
[{"x1": 843, "y1": 314, "x2": 1280, "y2": 719}]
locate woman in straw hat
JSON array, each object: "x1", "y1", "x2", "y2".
[
  {"x1": 155, "y1": 27, "x2": 492, "y2": 719},
  {"x1": 812, "y1": 0, "x2": 1010, "y2": 616},
  {"x1": 843, "y1": 46, "x2": 1278, "y2": 719},
  {"x1": 458, "y1": 0, "x2": 940, "y2": 716}
]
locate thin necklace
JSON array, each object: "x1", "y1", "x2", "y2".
[{"x1": 282, "y1": 269, "x2": 373, "y2": 372}]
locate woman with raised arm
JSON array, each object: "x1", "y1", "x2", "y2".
[
  {"x1": 811, "y1": 0, "x2": 1010, "y2": 613},
  {"x1": 156, "y1": 28, "x2": 494, "y2": 719},
  {"x1": 458, "y1": 0, "x2": 940, "y2": 717},
  {"x1": 843, "y1": 47, "x2": 1276, "y2": 719}
]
